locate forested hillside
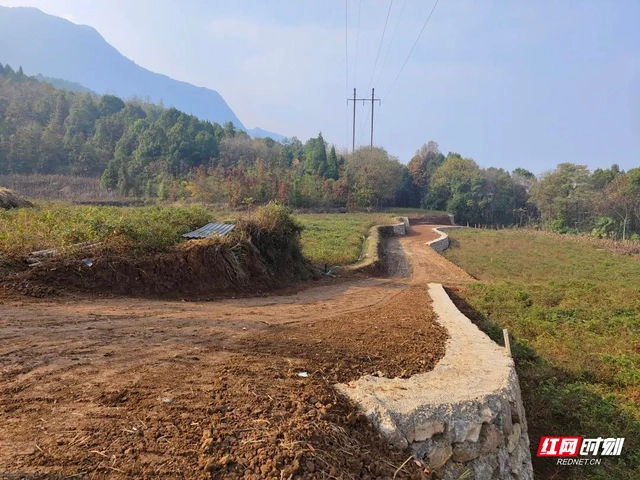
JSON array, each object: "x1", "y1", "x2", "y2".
[
  {"x1": 0, "y1": 63, "x2": 397, "y2": 208},
  {"x1": 1, "y1": 62, "x2": 639, "y2": 240}
]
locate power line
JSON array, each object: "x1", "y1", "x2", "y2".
[
  {"x1": 358, "y1": 0, "x2": 393, "y2": 147},
  {"x1": 373, "y1": 0, "x2": 407, "y2": 88},
  {"x1": 353, "y1": 0, "x2": 362, "y2": 92},
  {"x1": 381, "y1": 0, "x2": 440, "y2": 101},
  {"x1": 345, "y1": 0, "x2": 349, "y2": 148},
  {"x1": 367, "y1": 0, "x2": 394, "y2": 92}
]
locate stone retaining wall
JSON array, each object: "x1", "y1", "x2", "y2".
[
  {"x1": 378, "y1": 216, "x2": 409, "y2": 237},
  {"x1": 346, "y1": 217, "x2": 409, "y2": 274}
]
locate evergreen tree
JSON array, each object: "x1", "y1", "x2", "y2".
[
  {"x1": 100, "y1": 160, "x2": 119, "y2": 190},
  {"x1": 325, "y1": 145, "x2": 339, "y2": 180}
]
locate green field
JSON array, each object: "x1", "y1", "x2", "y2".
[
  {"x1": 297, "y1": 213, "x2": 394, "y2": 265},
  {"x1": 0, "y1": 203, "x2": 435, "y2": 266},
  {"x1": 443, "y1": 229, "x2": 640, "y2": 479}
]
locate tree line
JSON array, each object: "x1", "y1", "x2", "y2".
[
  {"x1": 406, "y1": 141, "x2": 640, "y2": 240},
  {"x1": 0, "y1": 63, "x2": 403, "y2": 208},
  {"x1": 1, "y1": 62, "x2": 639, "y2": 240}
]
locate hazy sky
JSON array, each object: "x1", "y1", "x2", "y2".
[{"x1": 1, "y1": 0, "x2": 639, "y2": 173}]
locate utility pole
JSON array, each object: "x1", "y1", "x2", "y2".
[
  {"x1": 370, "y1": 87, "x2": 380, "y2": 150},
  {"x1": 347, "y1": 88, "x2": 380, "y2": 153},
  {"x1": 348, "y1": 88, "x2": 356, "y2": 153}
]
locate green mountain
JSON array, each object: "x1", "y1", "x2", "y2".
[{"x1": 0, "y1": 6, "x2": 283, "y2": 141}]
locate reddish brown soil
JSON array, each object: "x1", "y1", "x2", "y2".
[{"x1": 0, "y1": 225, "x2": 467, "y2": 479}]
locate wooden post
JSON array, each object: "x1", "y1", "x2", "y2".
[{"x1": 503, "y1": 329, "x2": 512, "y2": 357}]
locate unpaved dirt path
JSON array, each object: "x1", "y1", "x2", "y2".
[
  {"x1": 0, "y1": 224, "x2": 467, "y2": 479},
  {"x1": 394, "y1": 226, "x2": 474, "y2": 285}
]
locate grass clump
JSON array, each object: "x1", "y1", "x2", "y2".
[
  {"x1": 443, "y1": 229, "x2": 640, "y2": 479},
  {"x1": 237, "y1": 203, "x2": 312, "y2": 280}
]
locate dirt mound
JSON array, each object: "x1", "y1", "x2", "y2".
[
  {"x1": 8, "y1": 203, "x2": 317, "y2": 299},
  {"x1": 0, "y1": 187, "x2": 33, "y2": 209}
]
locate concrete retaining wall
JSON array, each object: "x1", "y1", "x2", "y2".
[{"x1": 427, "y1": 226, "x2": 465, "y2": 253}]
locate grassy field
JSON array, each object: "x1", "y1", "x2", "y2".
[
  {"x1": 0, "y1": 203, "x2": 425, "y2": 266},
  {"x1": 443, "y1": 229, "x2": 640, "y2": 479},
  {"x1": 297, "y1": 213, "x2": 394, "y2": 265}
]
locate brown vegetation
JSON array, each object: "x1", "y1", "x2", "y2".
[{"x1": 0, "y1": 174, "x2": 125, "y2": 202}]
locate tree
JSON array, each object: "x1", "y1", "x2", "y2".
[
  {"x1": 100, "y1": 160, "x2": 119, "y2": 190},
  {"x1": 530, "y1": 163, "x2": 593, "y2": 232},
  {"x1": 407, "y1": 141, "x2": 445, "y2": 205},
  {"x1": 303, "y1": 132, "x2": 328, "y2": 176},
  {"x1": 596, "y1": 173, "x2": 640, "y2": 240},
  {"x1": 325, "y1": 145, "x2": 339, "y2": 180},
  {"x1": 425, "y1": 155, "x2": 481, "y2": 211},
  {"x1": 343, "y1": 147, "x2": 403, "y2": 208},
  {"x1": 98, "y1": 94, "x2": 126, "y2": 117},
  {"x1": 394, "y1": 166, "x2": 420, "y2": 207},
  {"x1": 223, "y1": 121, "x2": 237, "y2": 138},
  {"x1": 591, "y1": 164, "x2": 621, "y2": 190}
]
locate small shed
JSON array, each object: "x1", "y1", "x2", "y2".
[{"x1": 182, "y1": 222, "x2": 235, "y2": 239}]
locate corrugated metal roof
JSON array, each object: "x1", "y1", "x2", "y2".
[{"x1": 182, "y1": 223, "x2": 235, "y2": 239}]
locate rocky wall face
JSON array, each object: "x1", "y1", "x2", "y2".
[
  {"x1": 429, "y1": 235, "x2": 450, "y2": 253},
  {"x1": 406, "y1": 369, "x2": 532, "y2": 480},
  {"x1": 379, "y1": 223, "x2": 407, "y2": 237},
  {"x1": 427, "y1": 226, "x2": 467, "y2": 253}
]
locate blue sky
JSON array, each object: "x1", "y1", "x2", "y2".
[{"x1": 1, "y1": 0, "x2": 639, "y2": 173}]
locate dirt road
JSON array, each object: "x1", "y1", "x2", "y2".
[{"x1": 0, "y1": 225, "x2": 469, "y2": 479}]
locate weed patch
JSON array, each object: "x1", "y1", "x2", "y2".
[{"x1": 0, "y1": 202, "x2": 214, "y2": 258}]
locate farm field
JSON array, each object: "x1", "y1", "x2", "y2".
[
  {"x1": 443, "y1": 229, "x2": 640, "y2": 480},
  {"x1": 0, "y1": 224, "x2": 456, "y2": 479}
]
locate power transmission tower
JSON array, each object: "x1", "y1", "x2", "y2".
[{"x1": 347, "y1": 88, "x2": 381, "y2": 152}]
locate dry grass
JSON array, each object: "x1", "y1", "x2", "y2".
[
  {"x1": 513, "y1": 226, "x2": 640, "y2": 255},
  {"x1": 0, "y1": 173, "x2": 127, "y2": 202}
]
